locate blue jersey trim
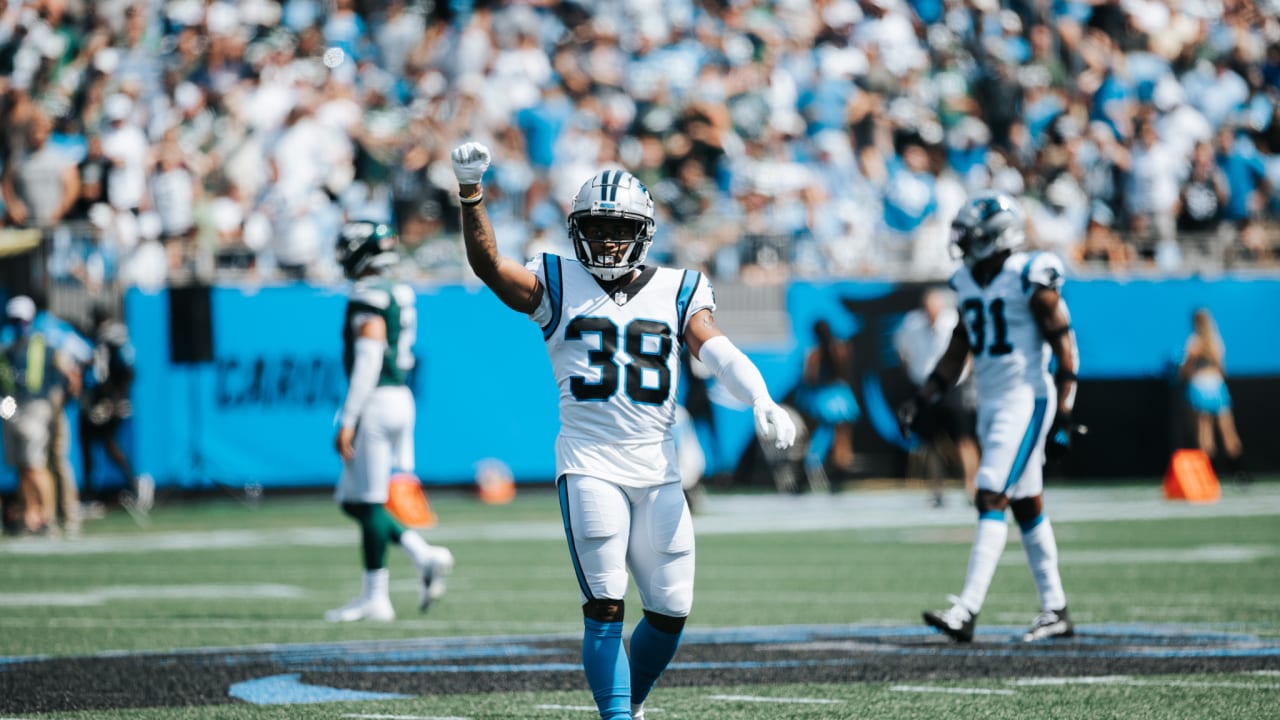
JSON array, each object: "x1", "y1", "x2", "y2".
[
  {"x1": 542, "y1": 253, "x2": 563, "y2": 341},
  {"x1": 558, "y1": 476, "x2": 593, "y2": 601},
  {"x1": 1004, "y1": 397, "x2": 1049, "y2": 493},
  {"x1": 676, "y1": 270, "x2": 700, "y2": 340}
]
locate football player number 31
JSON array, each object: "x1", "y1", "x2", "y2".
[
  {"x1": 566, "y1": 317, "x2": 672, "y2": 403},
  {"x1": 961, "y1": 298, "x2": 1013, "y2": 356}
]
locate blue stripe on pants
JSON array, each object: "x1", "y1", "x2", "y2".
[
  {"x1": 558, "y1": 476, "x2": 593, "y2": 601},
  {"x1": 1003, "y1": 398, "x2": 1048, "y2": 494}
]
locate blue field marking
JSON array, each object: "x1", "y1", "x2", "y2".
[
  {"x1": 680, "y1": 622, "x2": 1268, "y2": 647},
  {"x1": 307, "y1": 659, "x2": 865, "y2": 674},
  {"x1": 4, "y1": 622, "x2": 1275, "y2": 669},
  {"x1": 247, "y1": 623, "x2": 1280, "y2": 679},
  {"x1": 680, "y1": 624, "x2": 940, "y2": 644},
  {"x1": 194, "y1": 627, "x2": 1280, "y2": 708},
  {"x1": 2, "y1": 621, "x2": 1276, "y2": 711},
  {"x1": 229, "y1": 673, "x2": 412, "y2": 705},
  {"x1": 0, "y1": 654, "x2": 50, "y2": 666},
  {"x1": 327, "y1": 662, "x2": 585, "y2": 674},
  {"x1": 269, "y1": 644, "x2": 564, "y2": 666}
]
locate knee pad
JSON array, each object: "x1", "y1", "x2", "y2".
[
  {"x1": 974, "y1": 490, "x2": 1008, "y2": 515},
  {"x1": 643, "y1": 609, "x2": 687, "y2": 635},
  {"x1": 1010, "y1": 496, "x2": 1043, "y2": 529},
  {"x1": 583, "y1": 598, "x2": 624, "y2": 623}
]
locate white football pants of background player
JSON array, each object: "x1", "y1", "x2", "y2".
[
  {"x1": 962, "y1": 384, "x2": 1060, "y2": 614},
  {"x1": 336, "y1": 386, "x2": 414, "y2": 504}
]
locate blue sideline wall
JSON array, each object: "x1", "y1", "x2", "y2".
[{"x1": 5, "y1": 275, "x2": 1277, "y2": 494}]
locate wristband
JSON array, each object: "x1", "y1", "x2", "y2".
[
  {"x1": 1055, "y1": 370, "x2": 1078, "y2": 382},
  {"x1": 459, "y1": 189, "x2": 484, "y2": 206},
  {"x1": 1046, "y1": 325, "x2": 1073, "y2": 339}
]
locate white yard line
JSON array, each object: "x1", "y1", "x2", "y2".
[
  {"x1": 1001, "y1": 545, "x2": 1276, "y2": 566},
  {"x1": 1013, "y1": 676, "x2": 1134, "y2": 686},
  {"x1": 1013, "y1": 676, "x2": 1280, "y2": 690},
  {"x1": 708, "y1": 694, "x2": 844, "y2": 704},
  {"x1": 890, "y1": 686, "x2": 1016, "y2": 696},
  {"x1": 0, "y1": 616, "x2": 579, "y2": 635},
  {"x1": 342, "y1": 715, "x2": 471, "y2": 720},
  {"x1": 1138, "y1": 681, "x2": 1280, "y2": 690},
  {"x1": 0, "y1": 583, "x2": 303, "y2": 607},
  {"x1": 530, "y1": 705, "x2": 599, "y2": 712}
]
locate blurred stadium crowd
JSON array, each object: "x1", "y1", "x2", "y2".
[{"x1": 1, "y1": 0, "x2": 1279, "y2": 294}]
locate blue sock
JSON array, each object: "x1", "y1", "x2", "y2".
[
  {"x1": 629, "y1": 616, "x2": 683, "y2": 707},
  {"x1": 582, "y1": 618, "x2": 630, "y2": 719}
]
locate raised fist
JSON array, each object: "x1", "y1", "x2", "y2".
[{"x1": 451, "y1": 142, "x2": 491, "y2": 185}]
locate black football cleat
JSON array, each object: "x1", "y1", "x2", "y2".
[
  {"x1": 923, "y1": 596, "x2": 976, "y2": 643},
  {"x1": 1022, "y1": 606, "x2": 1075, "y2": 642}
]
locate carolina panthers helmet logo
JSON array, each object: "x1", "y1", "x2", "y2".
[{"x1": 973, "y1": 195, "x2": 1008, "y2": 222}]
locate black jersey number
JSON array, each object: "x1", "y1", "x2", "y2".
[
  {"x1": 565, "y1": 317, "x2": 672, "y2": 404},
  {"x1": 961, "y1": 298, "x2": 1013, "y2": 356}
]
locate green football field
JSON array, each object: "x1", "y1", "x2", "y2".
[{"x1": 2, "y1": 479, "x2": 1278, "y2": 719}]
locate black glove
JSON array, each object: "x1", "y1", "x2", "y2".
[
  {"x1": 1046, "y1": 413, "x2": 1083, "y2": 461},
  {"x1": 896, "y1": 396, "x2": 922, "y2": 440}
]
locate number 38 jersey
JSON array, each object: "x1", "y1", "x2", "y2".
[
  {"x1": 949, "y1": 251, "x2": 1066, "y2": 401},
  {"x1": 526, "y1": 253, "x2": 715, "y2": 488}
]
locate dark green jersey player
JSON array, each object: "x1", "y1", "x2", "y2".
[
  {"x1": 328, "y1": 220, "x2": 452, "y2": 623},
  {"x1": 342, "y1": 274, "x2": 413, "y2": 388}
]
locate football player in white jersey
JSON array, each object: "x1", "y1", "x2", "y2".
[
  {"x1": 451, "y1": 142, "x2": 796, "y2": 720},
  {"x1": 897, "y1": 191, "x2": 1083, "y2": 643},
  {"x1": 326, "y1": 220, "x2": 454, "y2": 623}
]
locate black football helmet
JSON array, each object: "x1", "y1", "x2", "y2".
[
  {"x1": 567, "y1": 170, "x2": 656, "y2": 281},
  {"x1": 336, "y1": 220, "x2": 398, "y2": 279},
  {"x1": 950, "y1": 191, "x2": 1026, "y2": 267}
]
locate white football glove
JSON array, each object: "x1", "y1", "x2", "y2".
[
  {"x1": 451, "y1": 141, "x2": 491, "y2": 185},
  {"x1": 753, "y1": 400, "x2": 797, "y2": 450}
]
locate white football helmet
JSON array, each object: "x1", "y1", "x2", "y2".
[
  {"x1": 950, "y1": 191, "x2": 1026, "y2": 267},
  {"x1": 567, "y1": 169, "x2": 656, "y2": 281}
]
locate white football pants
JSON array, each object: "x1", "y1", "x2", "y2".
[
  {"x1": 974, "y1": 385, "x2": 1055, "y2": 500},
  {"x1": 559, "y1": 474, "x2": 695, "y2": 618},
  {"x1": 335, "y1": 386, "x2": 415, "y2": 504}
]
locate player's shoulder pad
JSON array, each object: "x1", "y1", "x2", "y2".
[
  {"x1": 698, "y1": 269, "x2": 714, "y2": 293},
  {"x1": 525, "y1": 252, "x2": 569, "y2": 279},
  {"x1": 391, "y1": 282, "x2": 415, "y2": 306},
  {"x1": 1020, "y1": 251, "x2": 1066, "y2": 293},
  {"x1": 677, "y1": 268, "x2": 716, "y2": 333},
  {"x1": 700, "y1": 271, "x2": 716, "y2": 307}
]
